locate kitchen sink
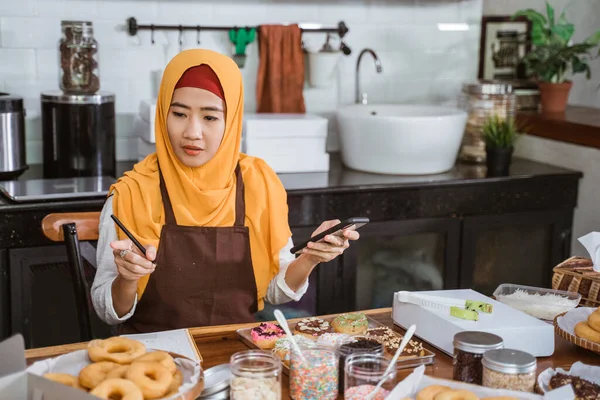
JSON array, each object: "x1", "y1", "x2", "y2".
[{"x1": 337, "y1": 104, "x2": 468, "y2": 175}]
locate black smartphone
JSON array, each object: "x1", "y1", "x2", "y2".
[{"x1": 290, "y1": 217, "x2": 369, "y2": 254}]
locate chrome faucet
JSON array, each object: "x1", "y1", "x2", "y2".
[{"x1": 355, "y1": 48, "x2": 383, "y2": 104}]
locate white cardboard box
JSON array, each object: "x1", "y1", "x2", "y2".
[
  {"x1": 392, "y1": 289, "x2": 555, "y2": 357},
  {"x1": 0, "y1": 334, "x2": 98, "y2": 400},
  {"x1": 243, "y1": 113, "x2": 329, "y2": 173}
]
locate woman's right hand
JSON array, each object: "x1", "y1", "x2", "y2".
[{"x1": 110, "y1": 239, "x2": 157, "y2": 282}]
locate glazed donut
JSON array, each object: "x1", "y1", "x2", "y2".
[
  {"x1": 416, "y1": 385, "x2": 450, "y2": 400},
  {"x1": 332, "y1": 313, "x2": 369, "y2": 335},
  {"x1": 126, "y1": 361, "x2": 173, "y2": 399},
  {"x1": 90, "y1": 378, "x2": 144, "y2": 400},
  {"x1": 135, "y1": 351, "x2": 177, "y2": 375},
  {"x1": 78, "y1": 361, "x2": 120, "y2": 389},
  {"x1": 88, "y1": 337, "x2": 147, "y2": 364},
  {"x1": 106, "y1": 364, "x2": 130, "y2": 379},
  {"x1": 43, "y1": 373, "x2": 83, "y2": 390},
  {"x1": 434, "y1": 389, "x2": 478, "y2": 400},
  {"x1": 575, "y1": 321, "x2": 600, "y2": 344},
  {"x1": 588, "y1": 310, "x2": 600, "y2": 331},
  {"x1": 251, "y1": 322, "x2": 286, "y2": 349},
  {"x1": 294, "y1": 317, "x2": 332, "y2": 339}
]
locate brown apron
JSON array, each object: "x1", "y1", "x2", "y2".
[{"x1": 120, "y1": 163, "x2": 258, "y2": 334}]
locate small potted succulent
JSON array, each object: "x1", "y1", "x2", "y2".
[
  {"x1": 513, "y1": 2, "x2": 600, "y2": 112},
  {"x1": 483, "y1": 115, "x2": 520, "y2": 177}
]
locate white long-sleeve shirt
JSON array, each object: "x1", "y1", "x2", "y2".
[{"x1": 91, "y1": 196, "x2": 308, "y2": 325}]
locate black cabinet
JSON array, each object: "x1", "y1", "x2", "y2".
[{"x1": 460, "y1": 209, "x2": 573, "y2": 295}]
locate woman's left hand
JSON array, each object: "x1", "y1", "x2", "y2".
[{"x1": 301, "y1": 219, "x2": 360, "y2": 264}]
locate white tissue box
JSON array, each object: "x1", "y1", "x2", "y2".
[
  {"x1": 243, "y1": 113, "x2": 329, "y2": 173},
  {"x1": 392, "y1": 289, "x2": 555, "y2": 357}
]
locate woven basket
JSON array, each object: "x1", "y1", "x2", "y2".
[
  {"x1": 553, "y1": 311, "x2": 600, "y2": 355},
  {"x1": 552, "y1": 256, "x2": 600, "y2": 307}
]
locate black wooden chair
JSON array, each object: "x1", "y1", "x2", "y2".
[{"x1": 41, "y1": 212, "x2": 102, "y2": 341}]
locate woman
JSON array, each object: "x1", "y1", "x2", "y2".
[{"x1": 91, "y1": 49, "x2": 359, "y2": 333}]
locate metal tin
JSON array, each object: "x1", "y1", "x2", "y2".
[
  {"x1": 41, "y1": 91, "x2": 114, "y2": 105},
  {"x1": 482, "y1": 349, "x2": 536, "y2": 374},
  {"x1": 198, "y1": 388, "x2": 229, "y2": 399},
  {"x1": 453, "y1": 331, "x2": 504, "y2": 354},
  {"x1": 200, "y1": 364, "x2": 231, "y2": 397},
  {"x1": 462, "y1": 81, "x2": 514, "y2": 95}
]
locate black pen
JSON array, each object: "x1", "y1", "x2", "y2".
[{"x1": 110, "y1": 214, "x2": 151, "y2": 260}]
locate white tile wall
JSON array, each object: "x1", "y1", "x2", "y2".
[
  {"x1": 483, "y1": 0, "x2": 600, "y2": 109},
  {"x1": 0, "y1": 0, "x2": 483, "y2": 162}
]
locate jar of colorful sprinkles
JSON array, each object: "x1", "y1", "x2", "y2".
[{"x1": 289, "y1": 343, "x2": 338, "y2": 399}]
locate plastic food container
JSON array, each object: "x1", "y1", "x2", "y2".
[
  {"x1": 492, "y1": 283, "x2": 581, "y2": 321},
  {"x1": 482, "y1": 349, "x2": 537, "y2": 392}
]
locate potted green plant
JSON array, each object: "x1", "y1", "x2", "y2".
[
  {"x1": 483, "y1": 115, "x2": 520, "y2": 177},
  {"x1": 513, "y1": 2, "x2": 600, "y2": 112}
]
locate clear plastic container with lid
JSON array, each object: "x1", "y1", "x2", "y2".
[
  {"x1": 229, "y1": 350, "x2": 282, "y2": 400},
  {"x1": 59, "y1": 20, "x2": 100, "y2": 94},
  {"x1": 482, "y1": 348, "x2": 537, "y2": 392},
  {"x1": 458, "y1": 81, "x2": 516, "y2": 163},
  {"x1": 453, "y1": 331, "x2": 504, "y2": 385}
]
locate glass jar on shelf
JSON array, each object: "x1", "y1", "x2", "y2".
[
  {"x1": 59, "y1": 20, "x2": 100, "y2": 94},
  {"x1": 457, "y1": 81, "x2": 516, "y2": 163}
]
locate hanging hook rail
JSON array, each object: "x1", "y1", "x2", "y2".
[{"x1": 126, "y1": 17, "x2": 349, "y2": 38}]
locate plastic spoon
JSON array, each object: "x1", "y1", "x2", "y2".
[
  {"x1": 365, "y1": 324, "x2": 417, "y2": 400},
  {"x1": 273, "y1": 309, "x2": 307, "y2": 363}
]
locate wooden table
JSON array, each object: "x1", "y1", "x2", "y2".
[{"x1": 24, "y1": 308, "x2": 600, "y2": 399}]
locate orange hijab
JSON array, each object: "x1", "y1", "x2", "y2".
[{"x1": 109, "y1": 49, "x2": 291, "y2": 309}]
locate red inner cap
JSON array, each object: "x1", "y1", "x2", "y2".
[{"x1": 174, "y1": 64, "x2": 225, "y2": 100}]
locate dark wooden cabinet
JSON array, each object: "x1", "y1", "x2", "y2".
[{"x1": 460, "y1": 209, "x2": 573, "y2": 295}]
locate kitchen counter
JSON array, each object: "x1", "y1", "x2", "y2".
[
  {"x1": 24, "y1": 308, "x2": 600, "y2": 398},
  {"x1": 0, "y1": 155, "x2": 582, "y2": 247}
]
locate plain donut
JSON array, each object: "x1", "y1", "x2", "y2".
[
  {"x1": 135, "y1": 351, "x2": 177, "y2": 375},
  {"x1": 126, "y1": 361, "x2": 173, "y2": 399},
  {"x1": 106, "y1": 364, "x2": 130, "y2": 379},
  {"x1": 78, "y1": 361, "x2": 119, "y2": 389},
  {"x1": 88, "y1": 337, "x2": 147, "y2": 364},
  {"x1": 434, "y1": 389, "x2": 479, "y2": 400},
  {"x1": 575, "y1": 321, "x2": 600, "y2": 343},
  {"x1": 588, "y1": 310, "x2": 600, "y2": 331},
  {"x1": 90, "y1": 378, "x2": 144, "y2": 400},
  {"x1": 416, "y1": 385, "x2": 451, "y2": 400},
  {"x1": 43, "y1": 373, "x2": 83, "y2": 390}
]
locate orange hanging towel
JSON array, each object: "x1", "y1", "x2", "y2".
[{"x1": 256, "y1": 24, "x2": 306, "y2": 113}]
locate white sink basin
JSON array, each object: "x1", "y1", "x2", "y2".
[{"x1": 337, "y1": 104, "x2": 468, "y2": 175}]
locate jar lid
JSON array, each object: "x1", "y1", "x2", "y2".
[
  {"x1": 41, "y1": 91, "x2": 114, "y2": 105},
  {"x1": 453, "y1": 331, "x2": 504, "y2": 354},
  {"x1": 61, "y1": 20, "x2": 92, "y2": 27},
  {"x1": 201, "y1": 364, "x2": 231, "y2": 396},
  {"x1": 462, "y1": 80, "x2": 513, "y2": 95},
  {"x1": 482, "y1": 349, "x2": 536, "y2": 374}
]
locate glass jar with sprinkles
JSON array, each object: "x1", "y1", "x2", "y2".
[
  {"x1": 482, "y1": 348, "x2": 537, "y2": 392},
  {"x1": 230, "y1": 350, "x2": 282, "y2": 400},
  {"x1": 336, "y1": 335, "x2": 383, "y2": 395},
  {"x1": 344, "y1": 353, "x2": 396, "y2": 400},
  {"x1": 290, "y1": 344, "x2": 338, "y2": 400},
  {"x1": 453, "y1": 331, "x2": 504, "y2": 385}
]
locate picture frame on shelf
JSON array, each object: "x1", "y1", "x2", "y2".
[{"x1": 478, "y1": 16, "x2": 532, "y2": 80}]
